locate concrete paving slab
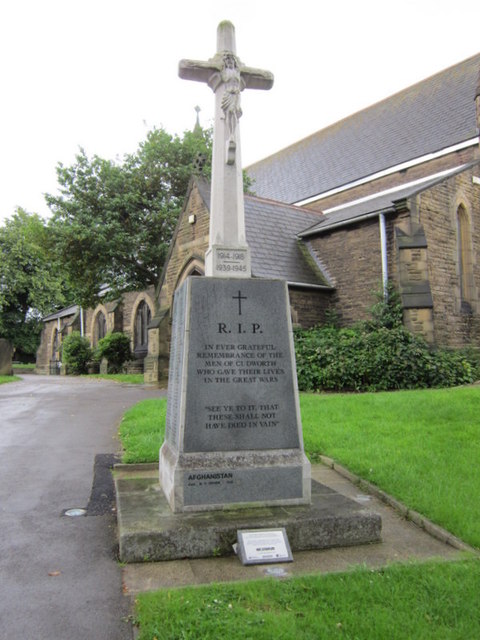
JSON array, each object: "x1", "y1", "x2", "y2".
[{"x1": 122, "y1": 463, "x2": 466, "y2": 595}]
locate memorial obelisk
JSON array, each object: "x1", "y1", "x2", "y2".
[{"x1": 159, "y1": 21, "x2": 311, "y2": 512}]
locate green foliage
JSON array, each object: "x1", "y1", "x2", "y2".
[
  {"x1": 119, "y1": 398, "x2": 166, "y2": 463},
  {"x1": 295, "y1": 284, "x2": 476, "y2": 392},
  {"x1": 300, "y1": 387, "x2": 480, "y2": 547},
  {"x1": 61, "y1": 332, "x2": 92, "y2": 375},
  {"x1": 295, "y1": 324, "x2": 475, "y2": 392},
  {"x1": 363, "y1": 281, "x2": 403, "y2": 330},
  {"x1": 0, "y1": 209, "x2": 73, "y2": 357},
  {"x1": 94, "y1": 332, "x2": 132, "y2": 373},
  {"x1": 135, "y1": 560, "x2": 480, "y2": 640},
  {"x1": 46, "y1": 126, "x2": 212, "y2": 307},
  {"x1": 0, "y1": 375, "x2": 21, "y2": 384}
]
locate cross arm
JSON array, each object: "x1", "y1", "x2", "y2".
[
  {"x1": 241, "y1": 66, "x2": 274, "y2": 91},
  {"x1": 178, "y1": 58, "x2": 222, "y2": 83}
]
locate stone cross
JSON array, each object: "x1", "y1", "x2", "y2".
[{"x1": 179, "y1": 20, "x2": 274, "y2": 277}]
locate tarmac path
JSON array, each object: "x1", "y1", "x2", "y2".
[{"x1": 0, "y1": 374, "x2": 164, "y2": 640}]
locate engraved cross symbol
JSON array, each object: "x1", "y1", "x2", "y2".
[{"x1": 233, "y1": 291, "x2": 247, "y2": 315}]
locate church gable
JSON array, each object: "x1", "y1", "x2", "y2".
[{"x1": 158, "y1": 176, "x2": 210, "y2": 312}]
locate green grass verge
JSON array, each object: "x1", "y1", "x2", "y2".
[
  {"x1": 300, "y1": 386, "x2": 480, "y2": 548},
  {"x1": 119, "y1": 398, "x2": 167, "y2": 463},
  {"x1": 85, "y1": 373, "x2": 145, "y2": 384},
  {"x1": 135, "y1": 558, "x2": 480, "y2": 640},
  {"x1": 0, "y1": 375, "x2": 21, "y2": 384}
]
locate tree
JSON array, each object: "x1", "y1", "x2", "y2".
[
  {"x1": 0, "y1": 209, "x2": 73, "y2": 358},
  {"x1": 46, "y1": 126, "x2": 213, "y2": 308},
  {"x1": 61, "y1": 332, "x2": 92, "y2": 374}
]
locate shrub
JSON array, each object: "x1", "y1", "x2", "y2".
[
  {"x1": 294, "y1": 323, "x2": 477, "y2": 392},
  {"x1": 61, "y1": 332, "x2": 93, "y2": 375},
  {"x1": 94, "y1": 332, "x2": 132, "y2": 373},
  {"x1": 294, "y1": 282, "x2": 478, "y2": 392}
]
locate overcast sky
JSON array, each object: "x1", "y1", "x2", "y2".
[{"x1": 1, "y1": 0, "x2": 479, "y2": 224}]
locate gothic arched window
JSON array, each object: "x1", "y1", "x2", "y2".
[
  {"x1": 134, "y1": 301, "x2": 151, "y2": 358},
  {"x1": 95, "y1": 311, "x2": 107, "y2": 345},
  {"x1": 51, "y1": 328, "x2": 59, "y2": 360}
]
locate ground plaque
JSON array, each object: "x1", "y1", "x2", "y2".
[
  {"x1": 159, "y1": 277, "x2": 311, "y2": 512},
  {"x1": 236, "y1": 528, "x2": 293, "y2": 565}
]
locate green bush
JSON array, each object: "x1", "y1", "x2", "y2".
[
  {"x1": 61, "y1": 332, "x2": 93, "y2": 375},
  {"x1": 94, "y1": 332, "x2": 132, "y2": 373},
  {"x1": 294, "y1": 324, "x2": 476, "y2": 392},
  {"x1": 294, "y1": 284, "x2": 477, "y2": 392}
]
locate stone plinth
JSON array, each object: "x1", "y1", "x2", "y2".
[
  {"x1": 159, "y1": 277, "x2": 311, "y2": 512},
  {"x1": 115, "y1": 464, "x2": 382, "y2": 562}
]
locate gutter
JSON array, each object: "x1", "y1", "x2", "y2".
[
  {"x1": 379, "y1": 213, "x2": 388, "y2": 294},
  {"x1": 287, "y1": 281, "x2": 333, "y2": 290},
  {"x1": 299, "y1": 208, "x2": 394, "y2": 238}
]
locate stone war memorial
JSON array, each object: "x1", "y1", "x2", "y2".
[{"x1": 115, "y1": 21, "x2": 381, "y2": 562}]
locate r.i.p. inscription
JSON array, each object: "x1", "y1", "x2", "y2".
[{"x1": 183, "y1": 278, "x2": 300, "y2": 452}]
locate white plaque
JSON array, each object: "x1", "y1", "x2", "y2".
[{"x1": 237, "y1": 528, "x2": 293, "y2": 565}]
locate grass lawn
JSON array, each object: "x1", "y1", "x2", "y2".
[
  {"x1": 119, "y1": 386, "x2": 480, "y2": 639},
  {"x1": 119, "y1": 398, "x2": 167, "y2": 462},
  {"x1": 0, "y1": 375, "x2": 21, "y2": 384},
  {"x1": 12, "y1": 363, "x2": 36, "y2": 371},
  {"x1": 135, "y1": 559, "x2": 480, "y2": 640},
  {"x1": 85, "y1": 373, "x2": 145, "y2": 384},
  {"x1": 301, "y1": 386, "x2": 480, "y2": 548}
]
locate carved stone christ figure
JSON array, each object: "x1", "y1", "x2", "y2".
[
  {"x1": 178, "y1": 20, "x2": 273, "y2": 276},
  {"x1": 221, "y1": 53, "x2": 243, "y2": 144}
]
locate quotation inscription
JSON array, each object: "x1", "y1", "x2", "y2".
[{"x1": 204, "y1": 403, "x2": 279, "y2": 430}]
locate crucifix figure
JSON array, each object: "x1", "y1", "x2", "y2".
[{"x1": 179, "y1": 21, "x2": 274, "y2": 278}]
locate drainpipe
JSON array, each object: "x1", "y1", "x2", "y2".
[
  {"x1": 80, "y1": 307, "x2": 84, "y2": 337},
  {"x1": 379, "y1": 213, "x2": 388, "y2": 297}
]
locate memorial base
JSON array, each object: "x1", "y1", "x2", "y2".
[
  {"x1": 160, "y1": 442, "x2": 311, "y2": 512},
  {"x1": 115, "y1": 464, "x2": 382, "y2": 563}
]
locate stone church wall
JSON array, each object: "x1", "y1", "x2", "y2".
[
  {"x1": 418, "y1": 168, "x2": 480, "y2": 348},
  {"x1": 36, "y1": 288, "x2": 156, "y2": 374},
  {"x1": 308, "y1": 216, "x2": 394, "y2": 326},
  {"x1": 288, "y1": 288, "x2": 333, "y2": 329},
  {"x1": 159, "y1": 183, "x2": 209, "y2": 311}
]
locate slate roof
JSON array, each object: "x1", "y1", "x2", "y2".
[
  {"x1": 247, "y1": 53, "x2": 480, "y2": 204},
  {"x1": 195, "y1": 177, "x2": 330, "y2": 286},
  {"x1": 43, "y1": 304, "x2": 79, "y2": 322},
  {"x1": 299, "y1": 161, "x2": 480, "y2": 237}
]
